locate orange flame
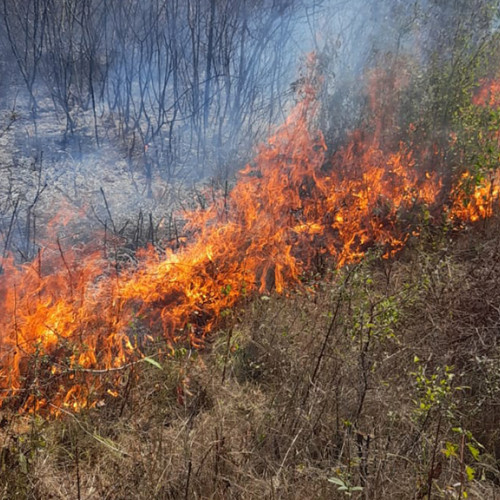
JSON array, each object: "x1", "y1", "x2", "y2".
[
  {"x1": 451, "y1": 75, "x2": 500, "y2": 222},
  {"x1": 0, "y1": 62, "x2": 498, "y2": 415},
  {"x1": 451, "y1": 171, "x2": 500, "y2": 222},
  {"x1": 473, "y1": 75, "x2": 500, "y2": 108}
]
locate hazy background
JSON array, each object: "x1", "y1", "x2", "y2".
[{"x1": 0, "y1": 0, "x2": 497, "y2": 262}]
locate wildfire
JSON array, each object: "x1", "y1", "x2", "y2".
[
  {"x1": 472, "y1": 74, "x2": 500, "y2": 108},
  {"x1": 451, "y1": 171, "x2": 500, "y2": 223},
  {"x1": 451, "y1": 75, "x2": 500, "y2": 223},
  {"x1": 1, "y1": 63, "x2": 499, "y2": 415}
]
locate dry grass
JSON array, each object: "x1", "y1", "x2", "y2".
[{"x1": 2, "y1": 217, "x2": 500, "y2": 499}]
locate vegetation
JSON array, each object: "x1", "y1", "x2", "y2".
[
  {"x1": 2, "y1": 1, "x2": 500, "y2": 499},
  {"x1": 3, "y1": 221, "x2": 500, "y2": 498}
]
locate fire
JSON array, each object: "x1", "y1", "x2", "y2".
[
  {"x1": 472, "y1": 74, "x2": 500, "y2": 108},
  {"x1": 451, "y1": 75, "x2": 500, "y2": 222},
  {"x1": 0, "y1": 63, "x2": 499, "y2": 415},
  {"x1": 451, "y1": 171, "x2": 500, "y2": 222}
]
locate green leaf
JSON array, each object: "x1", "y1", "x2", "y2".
[
  {"x1": 328, "y1": 477, "x2": 346, "y2": 487},
  {"x1": 465, "y1": 465, "x2": 475, "y2": 481},
  {"x1": 143, "y1": 357, "x2": 163, "y2": 370},
  {"x1": 18, "y1": 452, "x2": 28, "y2": 474},
  {"x1": 467, "y1": 443, "x2": 480, "y2": 461},
  {"x1": 442, "y1": 441, "x2": 458, "y2": 458}
]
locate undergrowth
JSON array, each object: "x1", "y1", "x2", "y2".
[{"x1": 2, "y1": 217, "x2": 500, "y2": 499}]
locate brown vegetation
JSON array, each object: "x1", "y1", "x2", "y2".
[
  {"x1": 2, "y1": 217, "x2": 500, "y2": 499},
  {"x1": 2, "y1": 2, "x2": 500, "y2": 499}
]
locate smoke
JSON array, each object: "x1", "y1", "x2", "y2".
[{"x1": 0, "y1": 0, "x2": 499, "y2": 260}]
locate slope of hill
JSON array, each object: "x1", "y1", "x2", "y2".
[{"x1": 2, "y1": 218, "x2": 500, "y2": 499}]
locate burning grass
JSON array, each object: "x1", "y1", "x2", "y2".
[
  {"x1": 1, "y1": 61, "x2": 500, "y2": 416},
  {"x1": 2, "y1": 217, "x2": 500, "y2": 498}
]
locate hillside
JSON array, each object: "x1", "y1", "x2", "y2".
[
  {"x1": 2, "y1": 219, "x2": 500, "y2": 499},
  {"x1": 2, "y1": 1, "x2": 500, "y2": 499}
]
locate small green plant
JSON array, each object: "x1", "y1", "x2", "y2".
[
  {"x1": 328, "y1": 475, "x2": 364, "y2": 496},
  {"x1": 411, "y1": 357, "x2": 456, "y2": 419},
  {"x1": 441, "y1": 427, "x2": 485, "y2": 498}
]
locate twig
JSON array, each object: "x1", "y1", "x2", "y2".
[
  {"x1": 75, "y1": 435, "x2": 81, "y2": 500},
  {"x1": 100, "y1": 187, "x2": 116, "y2": 233},
  {"x1": 57, "y1": 237, "x2": 74, "y2": 294},
  {"x1": 458, "y1": 433, "x2": 465, "y2": 499},
  {"x1": 118, "y1": 366, "x2": 135, "y2": 418},
  {"x1": 1, "y1": 197, "x2": 19, "y2": 263},
  {"x1": 275, "y1": 427, "x2": 303, "y2": 483},
  {"x1": 302, "y1": 267, "x2": 354, "y2": 407},
  {"x1": 221, "y1": 326, "x2": 234, "y2": 384},
  {"x1": 427, "y1": 412, "x2": 443, "y2": 499},
  {"x1": 184, "y1": 459, "x2": 192, "y2": 500}
]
